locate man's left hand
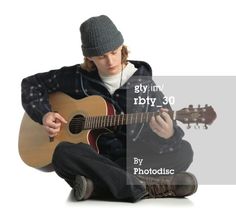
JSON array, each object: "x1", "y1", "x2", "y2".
[{"x1": 149, "y1": 108, "x2": 174, "y2": 139}]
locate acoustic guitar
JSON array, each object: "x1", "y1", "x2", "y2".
[{"x1": 18, "y1": 92, "x2": 217, "y2": 171}]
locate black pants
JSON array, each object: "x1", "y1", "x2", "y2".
[{"x1": 52, "y1": 140, "x2": 193, "y2": 202}]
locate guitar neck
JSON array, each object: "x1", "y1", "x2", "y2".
[{"x1": 83, "y1": 111, "x2": 174, "y2": 130}]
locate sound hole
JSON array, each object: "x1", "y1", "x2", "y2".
[{"x1": 69, "y1": 115, "x2": 85, "y2": 134}]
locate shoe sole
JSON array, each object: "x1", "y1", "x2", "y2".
[{"x1": 74, "y1": 175, "x2": 87, "y2": 201}]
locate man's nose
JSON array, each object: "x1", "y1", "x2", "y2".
[{"x1": 106, "y1": 55, "x2": 113, "y2": 65}]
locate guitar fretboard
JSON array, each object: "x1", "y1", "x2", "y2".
[{"x1": 83, "y1": 111, "x2": 174, "y2": 129}]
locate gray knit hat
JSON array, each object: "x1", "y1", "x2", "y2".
[{"x1": 80, "y1": 15, "x2": 124, "y2": 57}]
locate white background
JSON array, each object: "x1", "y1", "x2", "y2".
[{"x1": 0, "y1": 0, "x2": 236, "y2": 216}]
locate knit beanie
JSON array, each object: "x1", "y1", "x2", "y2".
[{"x1": 80, "y1": 15, "x2": 124, "y2": 57}]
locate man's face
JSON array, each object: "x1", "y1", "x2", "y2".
[{"x1": 87, "y1": 46, "x2": 123, "y2": 76}]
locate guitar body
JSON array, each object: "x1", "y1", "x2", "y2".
[{"x1": 18, "y1": 92, "x2": 115, "y2": 170}]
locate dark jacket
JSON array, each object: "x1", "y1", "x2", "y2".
[{"x1": 21, "y1": 60, "x2": 185, "y2": 161}]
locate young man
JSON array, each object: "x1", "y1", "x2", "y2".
[{"x1": 21, "y1": 15, "x2": 197, "y2": 202}]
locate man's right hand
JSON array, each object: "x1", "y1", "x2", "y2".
[{"x1": 42, "y1": 112, "x2": 67, "y2": 137}]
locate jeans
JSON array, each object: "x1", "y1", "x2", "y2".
[{"x1": 52, "y1": 140, "x2": 193, "y2": 202}]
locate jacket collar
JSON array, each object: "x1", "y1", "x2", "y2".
[{"x1": 79, "y1": 60, "x2": 152, "y2": 88}]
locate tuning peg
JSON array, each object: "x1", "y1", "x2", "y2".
[
  {"x1": 203, "y1": 124, "x2": 208, "y2": 129},
  {"x1": 187, "y1": 123, "x2": 191, "y2": 129},
  {"x1": 205, "y1": 104, "x2": 208, "y2": 108},
  {"x1": 189, "y1": 105, "x2": 193, "y2": 109},
  {"x1": 194, "y1": 123, "x2": 200, "y2": 129},
  {"x1": 198, "y1": 104, "x2": 201, "y2": 108}
]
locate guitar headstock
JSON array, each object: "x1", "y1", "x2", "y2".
[{"x1": 176, "y1": 105, "x2": 217, "y2": 129}]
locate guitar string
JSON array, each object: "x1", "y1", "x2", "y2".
[
  {"x1": 68, "y1": 111, "x2": 174, "y2": 122},
  {"x1": 67, "y1": 111, "x2": 175, "y2": 124},
  {"x1": 68, "y1": 112, "x2": 159, "y2": 123},
  {"x1": 67, "y1": 111, "x2": 199, "y2": 128},
  {"x1": 67, "y1": 112, "x2": 167, "y2": 129}
]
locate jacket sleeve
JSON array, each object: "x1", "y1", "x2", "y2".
[{"x1": 21, "y1": 66, "x2": 70, "y2": 124}]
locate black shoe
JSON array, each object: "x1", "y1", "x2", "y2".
[
  {"x1": 73, "y1": 175, "x2": 94, "y2": 201},
  {"x1": 138, "y1": 172, "x2": 198, "y2": 198}
]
